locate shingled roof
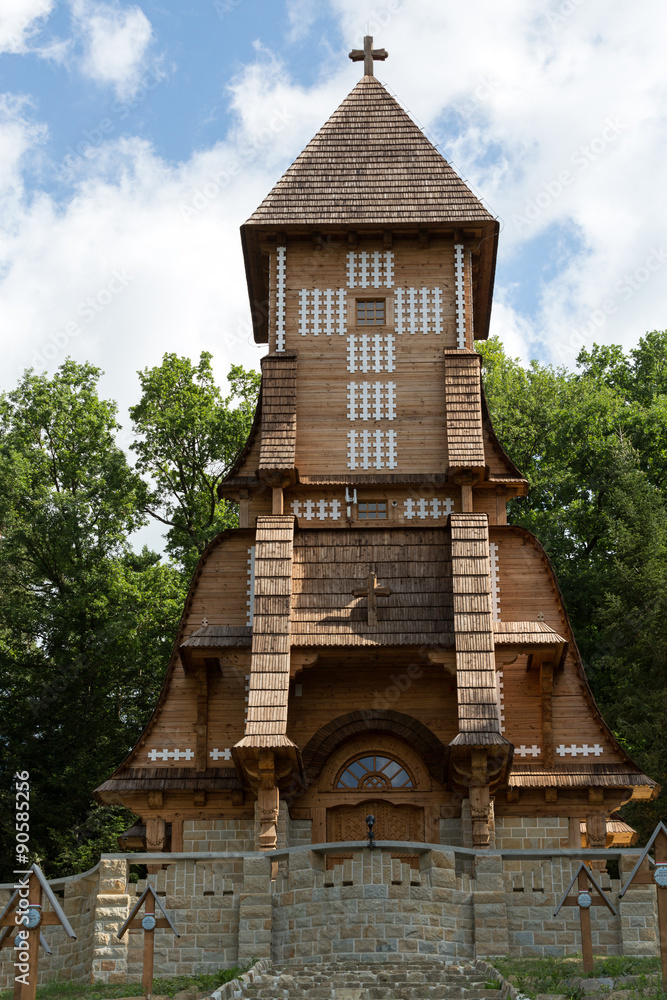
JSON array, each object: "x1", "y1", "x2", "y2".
[
  {"x1": 245, "y1": 76, "x2": 494, "y2": 227},
  {"x1": 241, "y1": 75, "x2": 500, "y2": 344}
]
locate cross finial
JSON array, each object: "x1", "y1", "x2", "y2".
[{"x1": 349, "y1": 36, "x2": 388, "y2": 78}]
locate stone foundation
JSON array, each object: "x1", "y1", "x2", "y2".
[{"x1": 0, "y1": 842, "x2": 660, "y2": 989}]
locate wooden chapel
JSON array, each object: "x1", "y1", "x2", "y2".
[{"x1": 96, "y1": 39, "x2": 657, "y2": 855}]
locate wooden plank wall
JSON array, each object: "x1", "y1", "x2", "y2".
[
  {"x1": 291, "y1": 528, "x2": 453, "y2": 646},
  {"x1": 490, "y1": 527, "x2": 624, "y2": 762},
  {"x1": 273, "y1": 239, "x2": 467, "y2": 477}
]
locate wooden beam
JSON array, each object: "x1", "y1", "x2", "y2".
[
  {"x1": 272, "y1": 486, "x2": 284, "y2": 514},
  {"x1": 194, "y1": 665, "x2": 209, "y2": 773},
  {"x1": 540, "y1": 660, "x2": 554, "y2": 767}
]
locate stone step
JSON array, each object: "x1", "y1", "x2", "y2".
[{"x1": 240, "y1": 961, "x2": 504, "y2": 1000}]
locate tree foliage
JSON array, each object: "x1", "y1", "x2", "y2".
[
  {"x1": 479, "y1": 331, "x2": 667, "y2": 837},
  {"x1": 0, "y1": 362, "x2": 185, "y2": 880},
  {"x1": 129, "y1": 354, "x2": 260, "y2": 575}
]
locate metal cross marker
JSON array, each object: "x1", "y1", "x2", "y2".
[
  {"x1": 353, "y1": 571, "x2": 393, "y2": 627},
  {"x1": 349, "y1": 36, "x2": 388, "y2": 77}
]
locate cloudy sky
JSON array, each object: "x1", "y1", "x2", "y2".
[{"x1": 1, "y1": 0, "x2": 666, "y2": 427}]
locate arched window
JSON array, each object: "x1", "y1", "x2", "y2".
[{"x1": 336, "y1": 754, "x2": 414, "y2": 790}]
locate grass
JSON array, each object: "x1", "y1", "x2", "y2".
[
  {"x1": 492, "y1": 955, "x2": 663, "y2": 1000},
  {"x1": 0, "y1": 963, "x2": 252, "y2": 1000}
]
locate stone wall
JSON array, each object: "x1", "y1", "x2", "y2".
[
  {"x1": 183, "y1": 819, "x2": 255, "y2": 853},
  {"x1": 0, "y1": 845, "x2": 661, "y2": 989}
]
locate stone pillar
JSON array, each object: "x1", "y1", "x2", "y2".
[
  {"x1": 238, "y1": 854, "x2": 273, "y2": 961},
  {"x1": 619, "y1": 852, "x2": 659, "y2": 957},
  {"x1": 91, "y1": 858, "x2": 130, "y2": 984},
  {"x1": 472, "y1": 854, "x2": 510, "y2": 957}
]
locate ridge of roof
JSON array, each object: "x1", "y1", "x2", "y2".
[{"x1": 244, "y1": 76, "x2": 494, "y2": 227}]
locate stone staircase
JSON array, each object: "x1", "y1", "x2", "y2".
[{"x1": 237, "y1": 961, "x2": 507, "y2": 1000}]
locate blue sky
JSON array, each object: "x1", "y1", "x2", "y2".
[{"x1": 1, "y1": 0, "x2": 667, "y2": 425}]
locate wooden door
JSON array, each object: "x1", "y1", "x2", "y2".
[{"x1": 326, "y1": 800, "x2": 424, "y2": 868}]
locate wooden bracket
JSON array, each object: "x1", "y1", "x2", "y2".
[
  {"x1": 347, "y1": 231, "x2": 357, "y2": 248},
  {"x1": 383, "y1": 230, "x2": 393, "y2": 249},
  {"x1": 290, "y1": 651, "x2": 319, "y2": 679}
]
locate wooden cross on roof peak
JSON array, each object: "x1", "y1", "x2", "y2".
[
  {"x1": 353, "y1": 571, "x2": 393, "y2": 627},
  {"x1": 349, "y1": 36, "x2": 388, "y2": 77}
]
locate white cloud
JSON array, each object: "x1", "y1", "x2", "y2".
[
  {"x1": 70, "y1": 0, "x2": 157, "y2": 100},
  {"x1": 327, "y1": 0, "x2": 667, "y2": 363},
  {"x1": 286, "y1": 0, "x2": 318, "y2": 42},
  {"x1": 0, "y1": 0, "x2": 55, "y2": 54}
]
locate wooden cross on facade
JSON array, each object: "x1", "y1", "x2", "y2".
[
  {"x1": 353, "y1": 571, "x2": 393, "y2": 627},
  {"x1": 117, "y1": 884, "x2": 179, "y2": 996},
  {"x1": 619, "y1": 821, "x2": 667, "y2": 984},
  {"x1": 349, "y1": 36, "x2": 388, "y2": 77},
  {"x1": 554, "y1": 862, "x2": 617, "y2": 973},
  {"x1": 0, "y1": 864, "x2": 77, "y2": 1000}
]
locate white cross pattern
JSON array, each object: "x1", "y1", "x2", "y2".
[
  {"x1": 209, "y1": 748, "x2": 233, "y2": 761},
  {"x1": 148, "y1": 748, "x2": 194, "y2": 762},
  {"x1": 347, "y1": 429, "x2": 397, "y2": 470},
  {"x1": 275, "y1": 246, "x2": 286, "y2": 351},
  {"x1": 395, "y1": 287, "x2": 444, "y2": 335},
  {"x1": 347, "y1": 334, "x2": 395, "y2": 373},
  {"x1": 515, "y1": 745, "x2": 541, "y2": 758},
  {"x1": 403, "y1": 497, "x2": 455, "y2": 519},
  {"x1": 454, "y1": 244, "x2": 467, "y2": 348},
  {"x1": 298, "y1": 288, "x2": 347, "y2": 336},
  {"x1": 347, "y1": 381, "x2": 396, "y2": 421},
  {"x1": 556, "y1": 744, "x2": 604, "y2": 757},
  {"x1": 291, "y1": 498, "x2": 342, "y2": 520},
  {"x1": 346, "y1": 250, "x2": 393, "y2": 289},
  {"x1": 246, "y1": 546, "x2": 256, "y2": 626}
]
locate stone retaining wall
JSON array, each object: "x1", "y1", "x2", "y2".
[{"x1": 0, "y1": 846, "x2": 659, "y2": 989}]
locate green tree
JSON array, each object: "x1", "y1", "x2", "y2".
[
  {"x1": 0, "y1": 362, "x2": 185, "y2": 881},
  {"x1": 478, "y1": 334, "x2": 667, "y2": 839},
  {"x1": 129, "y1": 353, "x2": 260, "y2": 576}
]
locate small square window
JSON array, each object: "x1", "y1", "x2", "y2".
[
  {"x1": 357, "y1": 299, "x2": 385, "y2": 325},
  {"x1": 358, "y1": 501, "x2": 387, "y2": 520}
]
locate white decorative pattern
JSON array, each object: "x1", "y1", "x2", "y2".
[
  {"x1": 395, "y1": 287, "x2": 443, "y2": 335},
  {"x1": 347, "y1": 382, "x2": 396, "y2": 421},
  {"x1": 275, "y1": 246, "x2": 286, "y2": 351},
  {"x1": 246, "y1": 546, "x2": 255, "y2": 626},
  {"x1": 497, "y1": 670, "x2": 505, "y2": 734},
  {"x1": 148, "y1": 748, "x2": 194, "y2": 762},
  {"x1": 515, "y1": 745, "x2": 541, "y2": 758},
  {"x1": 346, "y1": 334, "x2": 395, "y2": 373},
  {"x1": 346, "y1": 250, "x2": 394, "y2": 288},
  {"x1": 403, "y1": 496, "x2": 455, "y2": 519},
  {"x1": 291, "y1": 498, "x2": 342, "y2": 520},
  {"x1": 556, "y1": 744, "x2": 604, "y2": 757},
  {"x1": 489, "y1": 542, "x2": 501, "y2": 622},
  {"x1": 345, "y1": 487, "x2": 357, "y2": 517},
  {"x1": 347, "y1": 429, "x2": 397, "y2": 470},
  {"x1": 298, "y1": 288, "x2": 347, "y2": 336},
  {"x1": 209, "y1": 748, "x2": 233, "y2": 761},
  {"x1": 454, "y1": 244, "x2": 466, "y2": 349}
]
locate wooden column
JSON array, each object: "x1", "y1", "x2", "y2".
[
  {"x1": 142, "y1": 894, "x2": 155, "y2": 996},
  {"x1": 194, "y1": 664, "x2": 209, "y2": 772},
  {"x1": 272, "y1": 486, "x2": 284, "y2": 514},
  {"x1": 257, "y1": 750, "x2": 279, "y2": 851},
  {"x1": 578, "y1": 866, "x2": 594, "y2": 972},
  {"x1": 540, "y1": 660, "x2": 555, "y2": 767},
  {"x1": 15, "y1": 877, "x2": 40, "y2": 1000}
]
